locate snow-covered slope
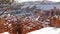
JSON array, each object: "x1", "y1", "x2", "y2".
[{"x1": 27, "y1": 27, "x2": 60, "y2": 34}]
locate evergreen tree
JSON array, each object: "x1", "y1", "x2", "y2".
[{"x1": 0, "y1": 0, "x2": 14, "y2": 4}]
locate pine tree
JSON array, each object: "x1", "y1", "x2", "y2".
[{"x1": 0, "y1": 0, "x2": 14, "y2": 4}]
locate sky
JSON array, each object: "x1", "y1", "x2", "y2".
[{"x1": 15, "y1": 0, "x2": 60, "y2": 3}]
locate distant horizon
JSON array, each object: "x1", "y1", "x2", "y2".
[{"x1": 15, "y1": 0, "x2": 60, "y2": 3}]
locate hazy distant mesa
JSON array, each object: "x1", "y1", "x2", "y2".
[
  {"x1": 15, "y1": 0, "x2": 60, "y2": 3},
  {"x1": 14, "y1": 0, "x2": 60, "y2": 5}
]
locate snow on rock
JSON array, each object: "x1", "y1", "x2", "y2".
[
  {"x1": 27, "y1": 27, "x2": 60, "y2": 34},
  {"x1": 0, "y1": 32, "x2": 9, "y2": 34}
]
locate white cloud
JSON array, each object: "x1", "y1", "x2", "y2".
[{"x1": 48, "y1": 0, "x2": 60, "y2": 2}]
